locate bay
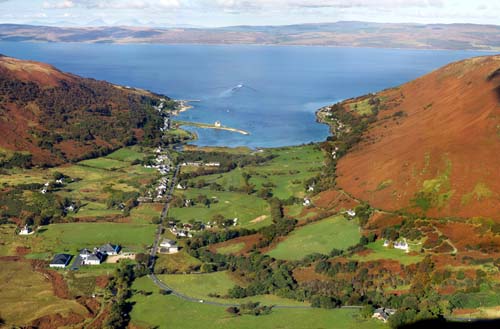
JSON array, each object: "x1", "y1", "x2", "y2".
[{"x1": 0, "y1": 42, "x2": 492, "y2": 148}]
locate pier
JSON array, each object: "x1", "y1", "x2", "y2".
[{"x1": 174, "y1": 120, "x2": 250, "y2": 136}]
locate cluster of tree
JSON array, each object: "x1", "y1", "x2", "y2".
[
  {"x1": 226, "y1": 302, "x2": 273, "y2": 316},
  {"x1": 104, "y1": 188, "x2": 139, "y2": 215},
  {"x1": 0, "y1": 152, "x2": 33, "y2": 168},
  {"x1": 170, "y1": 193, "x2": 215, "y2": 209},
  {"x1": 0, "y1": 187, "x2": 67, "y2": 225},
  {"x1": 186, "y1": 228, "x2": 257, "y2": 253},
  {"x1": 313, "y1": 102, "x2": 379, "y2": 192},
  {"x1": 104, "y1": 263, "x2": 135, "y2": 329},
  {"x1": 354, "y1": 203, "x2": 372, "y2": 227}
]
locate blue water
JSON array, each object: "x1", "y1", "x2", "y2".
[{"x1": 0, "y1": 42, "x2": 493, "y2": 148}]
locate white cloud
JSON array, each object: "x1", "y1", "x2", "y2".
[
  {"x1": 288, "y1": 0, "x2": 444, "y2": 9},
  {"x1": 43, "y1": 0, "x2": 75, "y2": 9},
  {"x1": 7, "y1": 0, "x2": 500, "y2": 26},
  {"x1": 43, "y1": 0, "x2": 181, "y2": 10}
]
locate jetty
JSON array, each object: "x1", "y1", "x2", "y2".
[{"x1": 174, "y1": 120, "x2": 250, "y2": 136}]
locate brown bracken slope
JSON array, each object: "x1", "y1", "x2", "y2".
[
  {"x1": 336, "y1": 55, "x2": 500, "y2": 219},
  {"x1": 0, "y1": 55, "x2": 167, "y2": 166}
]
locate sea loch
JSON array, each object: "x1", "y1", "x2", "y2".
[{"x1": 0, "y1": 42, "x2": 492, "y2": 148}]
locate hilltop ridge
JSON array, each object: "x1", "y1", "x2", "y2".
[{"x1": 0, "y1": 22, "x2": 499, "y2": 50}]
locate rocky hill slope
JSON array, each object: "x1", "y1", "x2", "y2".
[{"x1": 321, "y1": 55, "x2": 500, "y2": 219}]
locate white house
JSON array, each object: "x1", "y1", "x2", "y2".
[
  {"x1": 19, "y1": 224, "x2": 34, "y2": 235},
  {"x1": 346, "y1": 209, "x2": 356, "y2": 217},
  {"x1": 383, "y1": 240, "x2": 390, "y2": 247},
  {"x1": 80, "y1": 248, "x2": 105, "y2": 265},
  {"x1": 176, "y1": 183, "x2": 186, "y2": 190},
  {"x1": 372, "y1": 308, "x2": 396, "y2": 322},
  {"x1": 394, "y1": 239, "x2": 409, "y2": 253},
  {"x1": 214, "y1": 121, "x2": 222, "y2": 127},
  {"x1": 303, "y1": 198, "x2": 311, "y2": 206},
  {"x1": 205, "y1": 162, "x2": 221, "y2": 167},
  {"x1": 159, "y1": 239, "x2": 179, "y2": 254},
  {"x1": 177, "y1": 230, "x2": 192, "y2": 238}
]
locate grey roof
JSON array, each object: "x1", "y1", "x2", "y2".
[
  {"x1": 80, "y1": 248, "x2": 93, "y2": 256},
  {"x1": 161, "y1": 239, "x2": 176, "y2": 246},
  {"x1": 50, "y1": 253, "x2": 72, "y2": 265},
  {"x1": 86, "y1": 252, "x2": 105, "y2": 262},
  {"x1": 99, "y1": 243, "x2": 120, "y2": 254}
]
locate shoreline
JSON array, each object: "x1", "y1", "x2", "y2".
[{"x1": 175, "y1": 99, "x2": 200, "y2": 113}]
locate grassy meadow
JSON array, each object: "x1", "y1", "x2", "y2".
[
  {"x1": 130, "y1": 277, "x2": 387, "y2": 329},
  {"x1": 350, "y1": 240, "x2": 424, "y2": 265},
  {"x1": 0, "y1": 146, "x2": 160, "y2": 221},
  {"x1": 0, "y1": 260, "x2": 87, "y2": 326},
  {"x1": 267, "y1": 215, "x2": 361, "y2": 260},
  {"x1": 33, "y1": 222, "x2": 155, "y2": 255},
  {"x1": 155, "y1": 250, "x2": 203, "y2": 273},
  {"x1": 189, "y1": 144, "x2": 324, "y2": 200},
  {"x1": 170, "y1": 188, "x2": 271, "y2": 228},
  {"x1": 158, "y1": 271, "x2": 308, "y2": 306}
]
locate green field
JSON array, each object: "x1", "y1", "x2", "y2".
[
  {"x1": 78, "y1": 157, "x2": 130, "y2": 170},
  {"x1": 349, "y1": 98, "x2": 375, "y2": 116},
  {"x1": 105, "y1": 146, "x2": 147, "y2": 162},
  {"x1": 155, "y1": 251, "x2": 203, "y2": 273},
  {"x1": 216, "y1": 242, "x2": 246, "y2": 255},
  {"x1": 170, "y1": 188, "x2": 271, "y2": 228},
  {"x1": 130, "y1": 203, "x2": 162, "y2": 224},
  {"x1": 267, "y1": 216, "x2": 361, "y2": 260},
  {"x1": 27, "y1": 222, "x2": 155, "y2": 256},
  {"x1": 350, "y1": 240, "x2": 424, "y2": 265},
  {"x1": 190, "y1": 145, "x2": 324, "y2": 200},
  {"x1": 130, "y1": 277, "x2": 386, "y2": 329},
  {"x1": 158, "y1": 271, "x2": 307, "y2": 306},
  {"x1": 50, "y1": 149, "x2": 159, "y2": 219}
]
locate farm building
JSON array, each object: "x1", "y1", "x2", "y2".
[{"x1": 49, "y1": 254, "x2": 72, "y2": 268}]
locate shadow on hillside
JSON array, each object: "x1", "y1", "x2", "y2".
[{"x1": 400, "y1": 318, "x2": 500, "y2": 329}]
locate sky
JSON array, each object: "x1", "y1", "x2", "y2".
[{"x1": 0, "y1": 0, "x2": 498, "y2": 27}]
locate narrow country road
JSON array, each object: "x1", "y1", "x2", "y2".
[{"x1": 148, "y1": 163, "x2": 180, "y2": 270}]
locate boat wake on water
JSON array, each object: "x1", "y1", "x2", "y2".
[{"x1": 219, "y1": 83, "x2": 258, "y2": 97}]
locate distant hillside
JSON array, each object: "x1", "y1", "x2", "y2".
[
  {"x1": 0, "y1": 22, "x2": 499, "y2": 50},
  {"x1": 0, "y1": 55, "x2": 170, "y2": 167},
  {"x1": 320, "y1": 55, "x2": 500, "y2": 219}
]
